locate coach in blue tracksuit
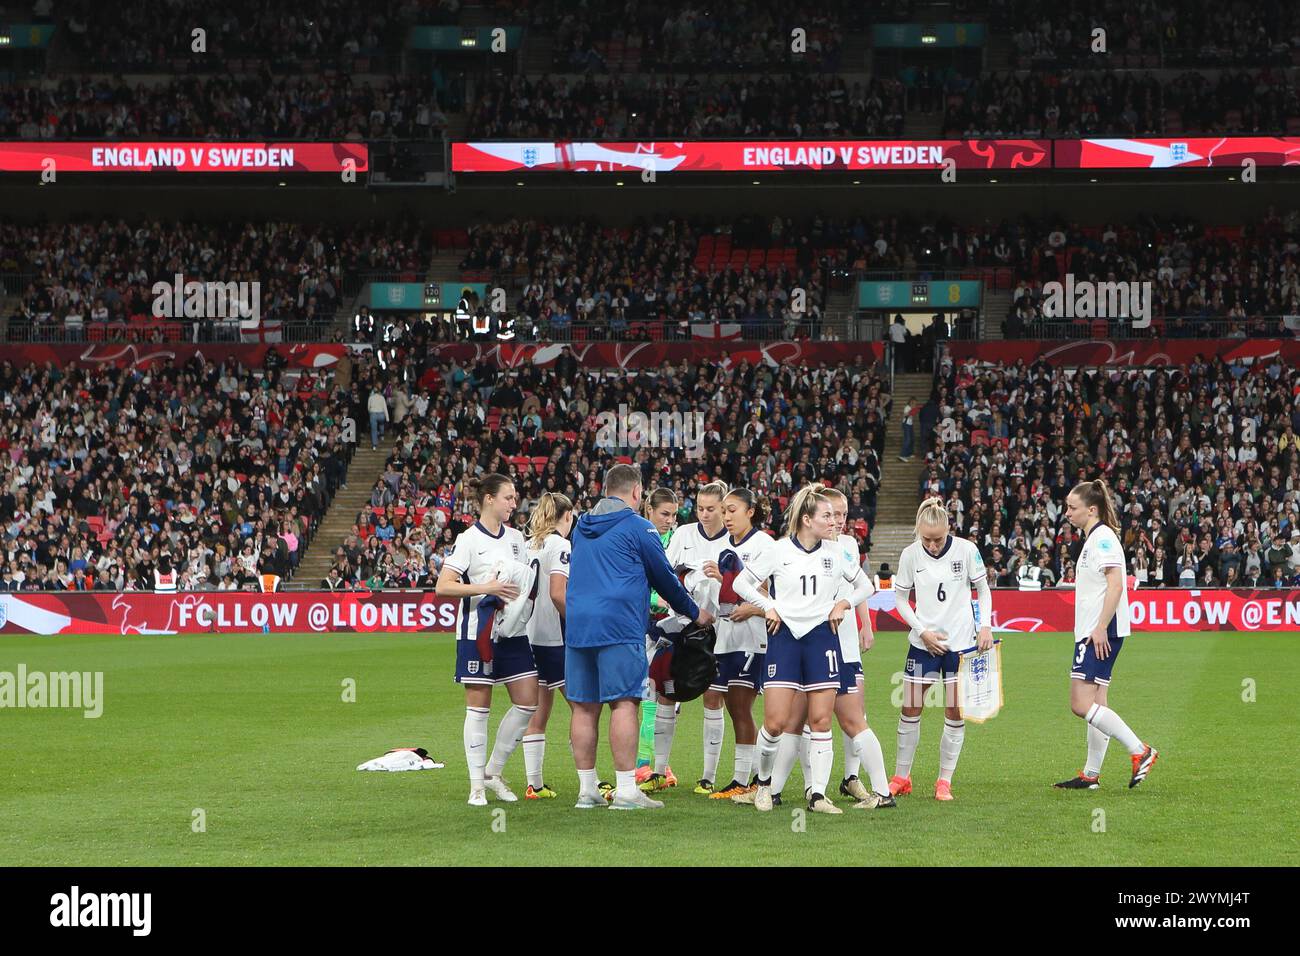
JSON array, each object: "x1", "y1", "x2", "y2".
[{"x1": 566, "y1": 463, "x2": 712, "y2": 809}]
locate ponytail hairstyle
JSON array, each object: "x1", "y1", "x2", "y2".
[
  {"x1": 914, "y1": 497, "x2": 950, "y2": 538},
  {"x1": 527, "y1": 492, "x2": 573, "y2": 549},
  {"x1": 723, "y1": 487, "x2": 767, "y2": 528},
  {"x1": 697, "y1": 479, "x2": 730, "y2": 504},
  {"x1": 466, "y1": 473, "x2": 513, "y2": 512},
  {"x1": 786, "y1": 482, "x2": 831, "y2": 539},
  {"x1": 643, "y1": 486, "x2": 679, "y2": 515},
  {"x1": 1071, "y1": 478, "x2": 1120, "y2": 532}
]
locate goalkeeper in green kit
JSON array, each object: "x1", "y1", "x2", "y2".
[{"x1": 638, "y1": 489, "x2": 682, "y2": 781}]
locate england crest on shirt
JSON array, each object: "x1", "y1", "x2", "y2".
[
  {"x1": 951, "y1": 559, "x2": 964, "y2": 578},
  {"x1": 821, "y1": 556, "x2": 834, "y2": 574}
]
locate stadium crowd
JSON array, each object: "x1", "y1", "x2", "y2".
[
  {"x1": 54, "y1": 0, "x2": 412, "y2": 72},
  {"x1": 0, "y1": 349, "x2": 394, "y2": 592},
  {"x1": 467, "y1": 73, "x2": 904, "y2": 139},
  {"x1": 943, "y1": 67, "x2": 1300, "y2": 138},
  {"x1": 320, "y1": 353, "x2": 890, "y2": 589},
  {"x1": 0, "y1": 75, "x2": 454, "y2": 141},
  {"x1": 918, "y1": 347, "x2": 1300, "y2": 589},
  {"x1": 456, "y1": 216, "x2": 834, "y2": 342},
  {"x1": 542, "y1": 0, "x2": 859, "y2": 73},
  {"x1": 999, "y1": 211, "x2": 1300, "y2": 338},
  {"x1": 1, "y1": 218, "x2": 430, "y2": 339}
]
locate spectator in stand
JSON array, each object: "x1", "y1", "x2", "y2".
[{"x1": 367, "y1": 386, "x2": 390, "y2": 449}]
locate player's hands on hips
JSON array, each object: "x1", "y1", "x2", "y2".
[
  {"x1": 764, "y1": 607, "x2": 783, "y2": 633},
  {"x1": 694, "y1": 608, "x2": 715, "y2": 628},
  {"x1": 920, "y1": 629, "x2": 948, "y2": 655},
  {"x1": 729, "y1": 603, "x2": 760, "y2": 622},
  {"x1": 484, "y1": 577, "x2": 520, "y2": 601},
  {"x1": 1090, "y1": 626, "x2": 1111, "y2": 659},
  {"x1": 701, "y1": 560, "x2": 722, "y2": 582},
  {"x1": 976, "y1": 627, "x2": 994, "y2": 652}
]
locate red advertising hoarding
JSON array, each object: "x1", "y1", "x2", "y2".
[
  {"x1": 1054, "y1": 137, "x2": 1300, "y2": 169},
  {"x1": 422, "y1": 340, "x2": 885, "y2": 369},
  {"x1": 1, "y1": 589, "x2": 1294, "y2": 636},
  {"x1": 0, "y1": 343, "x2": 346, "y2": 371},
  {"x1": 944, "y1": 338, "x2": 1300, "y2": 368},
  {"x1": 0, "y1": 591, "x2": 460, "y2": 636},
  {"x1": 452, "y1": 139, "x2": 1050, "y2": 173},
  {"x1": 0, "y1": 142, "x2": 368, "y2": 173},
  {"x1": 869, "y1": 588, "x2": 1300, "y2": 633}
]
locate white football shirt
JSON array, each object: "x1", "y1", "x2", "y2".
[
  {"x1": 736, "y1": 535, "x2": 871, "y2": 639},
  {"x1": 493, "y1": 559, "x2": 538, "y2": 639},
  {"x1": 1074, "y1": 521, "x2": 1131, "y2": 638},
  {"x1": 666, "y1": 522, "x2": 728, "y2": 616},
  {"x1": 893, "y1": 536, "x2": 986, "y2": 652},
  {"x1": 833, "y1": 533, "x2": 874, "y2": 664},
  {"x1": 714, "y1": 528, "x2": 778, "y2": 655},
  {"x1": 444, "y1": 521, "x2": 527, "y2": 643},
  {"x1": 526, "y1": 532, "x2": 570, "y2": 648}
]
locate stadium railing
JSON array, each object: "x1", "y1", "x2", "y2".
[
  {"x1": 0, "y1": 319, "x2": 339, "y2": 344},
  {"x1": 1, "y1": 272, "x2": 34, "y2": 296},
  {"x1": 998, "y1": 315, "x2": 1298, "y2": 340},
  {"x1": 434, "y1": 312, "x2": 871, "y2": 342}
]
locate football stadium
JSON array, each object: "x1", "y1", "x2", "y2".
[{"x1": 0, "y1": 0, "x2": 1292, "y2": 926}]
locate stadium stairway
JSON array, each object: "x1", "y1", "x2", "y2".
[
  {"x1": 867, "y1": 372, "x2": 934, "y2": 575},
  {"x1": 430, "y1": 251, "x2": 464, "y2": 280},
  {"x1": 983, "y1": 288, "x2": 1011, "y2": 338},
  {"x1": 293, "y1": 435, "x2": 397, "y2": 587}
]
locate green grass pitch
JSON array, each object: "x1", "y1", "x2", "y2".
[{"x1": 0, "y1": 631, "x2": 1294, "y2": 866}]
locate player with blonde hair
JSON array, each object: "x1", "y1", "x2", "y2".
[
  {"x1": 733, "y1": 483, "x2": 874, "y2": 814},
  {"x1": 890, "y1": 498, "x2": 993, "y2": 801},
  {"x1": 736, "y1": 487, "x2": 894, "y2": 809},
  {"x1": 520, "y1": 493, "x2": 574, "y2": 799}
]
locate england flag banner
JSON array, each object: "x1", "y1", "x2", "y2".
[{"x1": 957, "y1": 641, "x2": 1004, "y2": 723}]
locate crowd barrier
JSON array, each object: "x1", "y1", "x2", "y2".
[{"x1": 1, "y1": 588, "x2": 1296, "y2": 636}]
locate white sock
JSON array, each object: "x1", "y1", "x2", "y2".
[
  {"x1": 756, "y1": 727, "x2": 781, "y2": 781},
  {"x1": 485, "y1": 705, "x2": 537, "y2": 778},
  {"x1": 842, "y1": 728, "x2": 861, "y2": 779},
  {"x1": 577, "y1": 767, "x2": 598, "y2": 796},
  {"x1": 772, "y1": 732, "x2": 803, "y2": 795},
  {"x1": 615, "y1": 768, "x2": 637, "y2": 800},
  {"x1": 464, "y1": 706, "x2": 490, "y2": 789},
  {"x1": 939, "y1": 719, "x2": 965, "y2": 782},
  {"x1": 853, "y1": 728, "x2": 890, "y2": 795},
  {"x1": 522, "y1": 733, "x2": 546, "y2": 789},
  {"x1": 895, "y1": 714, "x2": 921, "y2": 779},
  {"x1": 653, "y1": 707, "x2": 677, "y2": 774},
  {"x1": 734, "y1": 743, "x2": 755, "y2": 785},
  {"x1": 1086, "y1": 703, "x2": 1143, "y2": 755},
  {"x1": 809, "y1": 731, "x2": 833, "y2": 799},
  {"x1": 798, "y1": 724, "x2": 812, "y2": 787},
  {"x1": 1084, "y1": 723, "x2": 1111, "y2": 778},
  {"x1": 702, "y1": 707, "x2": 724, "y2": 784}
]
